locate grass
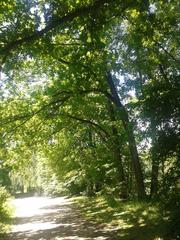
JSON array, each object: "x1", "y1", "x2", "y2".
[{"x1": 74, "y1": 195, "x2": 171, "y2": 240}]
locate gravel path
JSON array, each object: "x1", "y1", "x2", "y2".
[{"x1": 3, "y1": 196, "x2": 117, "y2": 240}]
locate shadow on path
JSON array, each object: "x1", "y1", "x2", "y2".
[{"x1": 3, "y1": 196, "x2": 117, "y2": 240}]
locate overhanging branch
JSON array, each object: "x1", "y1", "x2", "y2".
[
  {"x1": 0, "y1": 0, "x2": 112, "y2": 66},
  {"x1": 60, "y1": 112, "x2": 110, "y2": 138}
]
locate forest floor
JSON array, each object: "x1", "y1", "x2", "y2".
[
  {"x1": 2, "y1": 196, "x2": 118, "y2": 240},
  {"x1": 73, "y1": 195, "x2": 169, "y2": 240}
]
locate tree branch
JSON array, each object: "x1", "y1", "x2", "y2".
[
  {"x1": 60, "y1": 112, "x2": 110, "y2": 138},
  {"x1": 0, "y1": 0, "x2": 112, "y2": 66}
]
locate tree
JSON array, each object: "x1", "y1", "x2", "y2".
[{"x1": 0, "y1": 0, "x2": 179, "y2": 201}]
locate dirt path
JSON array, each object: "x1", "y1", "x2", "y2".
[{"x1": 4, "y1": 196, "x2": 117, "y2": 240}]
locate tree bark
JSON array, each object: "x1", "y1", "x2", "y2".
[
  {"x1": 106, "y1": 72, "x2": 146, "y2": 199},
  {"x1": 108, "y1": 100, "x2": 127, "y2": 198},
  {"x1": 150, "y1": 120, "x2": 159, "y2": 197}
]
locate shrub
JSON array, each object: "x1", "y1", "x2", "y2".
[
  {"x1": 0, "y1": 186, "x2": 12, "y2": 234},
  {"x1": 162, "y1": 191, "x2": 180, "y2": 240}
]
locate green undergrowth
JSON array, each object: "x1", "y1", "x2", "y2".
[
  {"x1": 74, "y1": 195, "x2": 172, "y2": 240},
  {"x1": 0, "y1": 186, "x2": 14, "y2": 236}
]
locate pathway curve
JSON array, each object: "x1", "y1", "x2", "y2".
[{"x1": 4, "y1": 196, "x2": 117, "y2": 240}]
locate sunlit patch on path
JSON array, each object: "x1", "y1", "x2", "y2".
[{"x1": 4, "y1": 196, "x2": 116, "y2": 240}]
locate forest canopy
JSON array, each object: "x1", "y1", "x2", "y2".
[{"x1": 0, "y1": 0, "x2": 179, "y2": 206}]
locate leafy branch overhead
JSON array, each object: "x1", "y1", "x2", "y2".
[
  {"x1": 0, "y1": 0, "x2": 179, "y2": 214},
  {"x1": 0, "y1": 0, "x2": 131, "y2": 67}
]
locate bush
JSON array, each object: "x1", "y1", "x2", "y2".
[
  {"x1": 162, "y1": 191, "x2": 180, "y2": 240},
  {"x1": 0, "y1": 186, "x2": 12, "y2": 234}
]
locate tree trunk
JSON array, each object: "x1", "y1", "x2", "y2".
[
  {"x1": 106, "y1": 72, "x2": 146, "y2": 199},
  {"x1": 150, "y1": 159, "x2": 159, "y2": 196},
  {"x1": 125, "y1": 125, "x2": 146, "y2": 199},
  {"x1": 108, "y1": 100, "x2": 127, "y2": 198},
  {"x1": 150, "y1": 120, "x2": 159, "y2": 197}
]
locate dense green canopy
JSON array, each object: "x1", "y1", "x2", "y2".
[{"x1": 0, "y1": 0, "x2": 179, "y2": 203}]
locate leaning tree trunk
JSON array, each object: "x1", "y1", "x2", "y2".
[
  {"x1": 106, "y1": 72, "x2": 146, "y2": 199},
  {"x1": 137, "y1": 68, "x2": 159, "y2": 197},
  {"x1": 108, "y1": 100, "x2": 127, "y2": 198}
]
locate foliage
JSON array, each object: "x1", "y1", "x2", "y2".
[
  {"x1": 0, "y1": 186, "x2": 13, "y2": 234},
  {"x1": 74, "y1": 195, "x2": 168, "y2": 240},
  {"x1": 0, "y1": 1, "x2": 179, "y2": 238},
  {"x1": 0, "y1": 166, "x2": 11, "y2": 191},
  {"x1": 160, "y1": 173, "x2": 180, "y2": 240}
]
